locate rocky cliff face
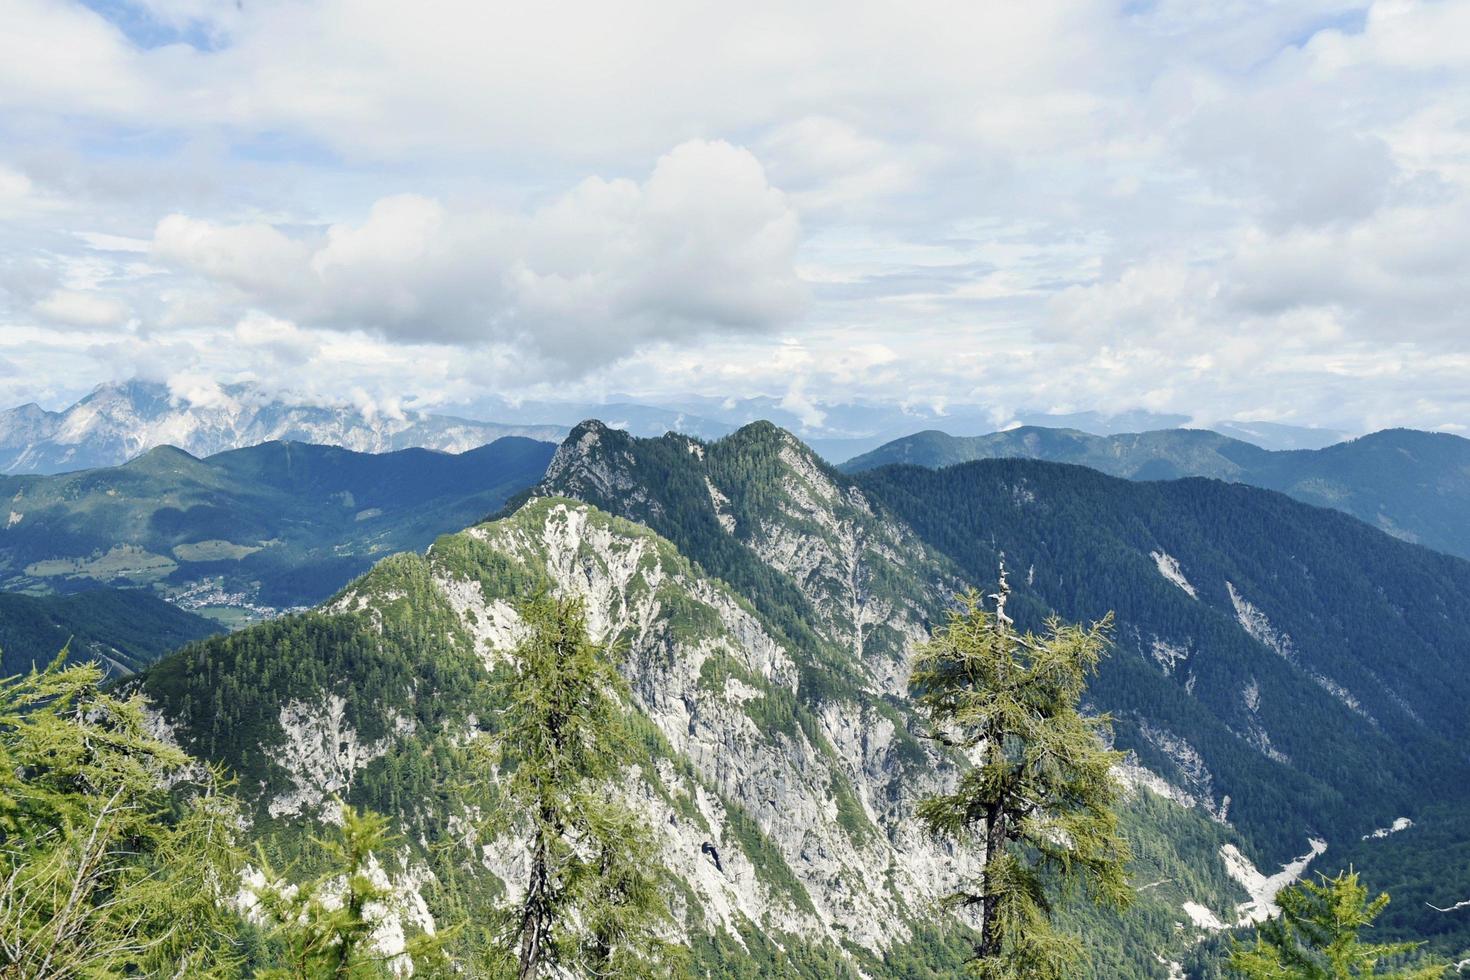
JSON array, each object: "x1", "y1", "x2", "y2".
[
  {"x1": 540, "y1": 420, "x2": 960, "y2": 697},
  {"x1": 143, "y1": 498, "x2": 977, "y2": 953}
]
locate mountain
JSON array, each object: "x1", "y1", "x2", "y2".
[
  {"x1": 0, "y1": 437, "x2": 555, "y2": 621},
  {"x1": 853, "y1": 457, "x2": 1470, "y2": 950},
  {"x1": 1208, "y1": 420, "x2": 1350, "y2": 451},
  {"x1": 535, "y1": 422, "x2": 1470, "y2": 946},
  {"x1": 0, "y1": 587, "x2": 222, "y2": 677},
  {"x1": 122, "y1": 420, "x2": 1470, "y2": 971},
  {"x1": 0, "y1": 380, "x2": 567, "y2": 474},
  {"x1": 134, "y1": 497, "x2": 1247, "y2": 978},
  {"x1": 842, "y1": 426, "x2": 1470, "y2": 560}
]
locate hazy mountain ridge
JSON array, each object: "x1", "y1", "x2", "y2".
[
  {"x1": 843, "y1": 425, "x2": 1470, "y2": 560},
  {"x1": 4, "y1": 381, "x2": 1357, "y2": 476},
  {"x1": 0, "y1": 380, "x2": 567, "y2": 475}
]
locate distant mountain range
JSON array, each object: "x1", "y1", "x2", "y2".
[
  {"x1": 3, "y1": 380, "x2": 1355, "y2": 473},
  {"x1": 0, "y1": 437, "x2": 554, "y2": 622},
  {"x1": 842, "y1": 426, "x2": 1470, "y2": 560},
  {"x1": 0, "y1": 380, "x2": 567, "y2": 474},
  {"x1": 462, "y1": 394, "x2": 1351, "y2": 456}
]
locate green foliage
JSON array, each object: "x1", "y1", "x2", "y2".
[
  {"x1": 0, "y1": 655, "x2": 245, "y2": 977},
  {"x1": 252, "y1": 804, "x2": 447, "y2": 979},
  {"x1": 858, "y1": 456, "x2": 1470, "y2": 925},
  {"x1": 0, "y1": 586, "x2": 222, "y2": 677},
  {"x1": 477, "y1": 594, "x2": 682, "y2": 979},
  {"x1": 912, "y1": 584, "x2": 1132, "y2": 979},
  {"x1": 1229, "y1": 871, "x2": 1445, "y2": 978}
]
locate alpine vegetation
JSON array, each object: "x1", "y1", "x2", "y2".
[
  {"x1": 912, "y1": 573, "x2": 1132, "y2": 978},
  {"x1": 472, "y1": 594, "x2": 681, "y2": 979}
]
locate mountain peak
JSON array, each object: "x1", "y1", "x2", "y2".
[{"x1": 0, "y1": 379, "x2": 567, "y2": 475}]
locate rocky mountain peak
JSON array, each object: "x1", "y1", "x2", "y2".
[{"x1": 0, "y1": 378, "x2": 566, "y2": 475}]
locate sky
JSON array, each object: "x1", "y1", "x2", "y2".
[{"x1": 1, "y1": 0, "x2": 1468, "y2": 432}]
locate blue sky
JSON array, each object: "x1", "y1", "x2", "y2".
[{"x1": 1, "y1": 0, "x2": 1468, "y2": 433}]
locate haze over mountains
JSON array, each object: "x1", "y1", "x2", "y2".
[
  {"x1": 3, "y1": 379, "x2": 1357, "y2": 475},
  {"x1": 0, "y1": 380, "x2": 566, "y2": 475}
]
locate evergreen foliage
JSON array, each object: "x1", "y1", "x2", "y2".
[
  {"x1": 1229, "y1": 871, "x2": 1445, "y2": 979},
  {"x1": 0, "y1": 587, "x2": 222, "y2": 677},
  {"x1": 251, "y1": 804, "x2": 447, "y2": 979},
  {"x1": 476, "y1": 594, "x2": 681, "y2": 979},
  {"x1": 0, "y1": 655, "x2": 244, "y2": 977},
  {"x1": 912, "y1": 577, "x2": 1132, "y2": 978},
  {"x1": 858, "y1": 455, "x2": 1470, "y2": 947}
]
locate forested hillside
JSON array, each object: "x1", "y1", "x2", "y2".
[
  {"x1": 855, "y1": 457, "x2": 1470, "y2": 950},
  {"x1": 0, "y1": 587, "x2": 222, "y2": 676},
  {"x1": 0, "y1": 436, "x2": 554, "y2": 621},
  {"x1": 843, "y1": 426, "x2": 1470, "y2": 560}
]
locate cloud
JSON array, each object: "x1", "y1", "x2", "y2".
[
  {"x1": 148, "y1": 140, "x2": 804, "y2": 371},
  {"x1": 33, "y1": 289, "x2": 129, "y2": 327},
  {"x1": 1, "y1": 0, "x2": 1469, "y2": 434}
]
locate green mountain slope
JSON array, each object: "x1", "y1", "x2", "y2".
[
  {"x1": 842, "y1": 427, "x2": 1470, "y2": 560},
  {"x1": 0, "y1": 437, "x2": 555, "y2": 622},
  {"x1": 536, "y1": 421, "x2": 1470, "y2": 953},
  {"x1": 854, "y1": 457, "x2": 1470, "y2": 950},
  {"x1": 101, "y1": 420, "x2": 1470, "y2": 969},
  {"x1": 0, "y1": 587, "x2": 222, "y2": 677},
  {"x1": 135, "y1": 494, "x2": 1254, "y2": 978}
]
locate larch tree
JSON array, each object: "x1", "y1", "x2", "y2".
[
  {"x1": 1229, "y1": 870, "x2": 1445, "y2": 979},
  {"x1": 479, "y1": 594, "x2": 681, "y2": 980},
  {"x1": 251, "y1": 803, "x2": 447, "y2": 980},
  {"x1": 911, "y1": 568, "x2": 1133, "y2": 979},
  {"x1": 0, "y1": 655, "x2": 244, "y2": 978}
]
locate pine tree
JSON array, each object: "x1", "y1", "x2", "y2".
[
  {"x1": 478, "y1": 594, "x2": 681, "y2": 979},
  {"x1": 911, "y1": 570, "x2": 1133, "y2": 979},
  {"x1": 252, "y1": 803, "x2": 446, "y2": 979},
  {"x1": 1229, "y1": 870, "x2": 1445, "y2": 979},
  {"x1": 0, "y1": 654, "x2": 245, "y2": 977}
]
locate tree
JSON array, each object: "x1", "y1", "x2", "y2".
[
  {"x1": 479, "y1": 594, "x2": 681, "y2": 979},
  {"x1": 0, "y1": 654, "x2": 244, "y2": 978},
  {"x1": 251, "y1": 803, "x2": 446, "y2": 980},
  {"x1": 1229, "y1": 870, "x2": 1445, "y2": 979},
  {"x1": 911, "y1": 571, "x2": 1133, "y2": 979}
]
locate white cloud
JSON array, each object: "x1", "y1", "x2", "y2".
[
  {"x1": 32, "y1": 289, "x2": 128, "y2": 327},
  {"x1": 0, "y1": 0, "x2": 1468, "y2": 434},
  {"x1": 148, "y1": 140, "x2": 804, "y2": 370}
]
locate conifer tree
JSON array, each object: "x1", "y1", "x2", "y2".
[
  {"x1": 252, "y1": 803, "x2": 446, "y2": 979},
  {"x1": 480, "y1": 594, "x2": 681, "y2": 980},
  {"x1": 0, "y1": 654, "x2": 244, "y2": 978},
  {"x1": 911, "y1": 570, "x2": 1132, "y2": 979},
  {"x1": 1229, "y1": 870, "x2": 1445, "y2": 979}
]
